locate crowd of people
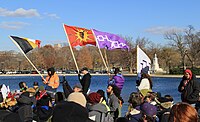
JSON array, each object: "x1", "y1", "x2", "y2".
[{"x1": 0, "y1": 67, "x2": 200, "y2": 122}]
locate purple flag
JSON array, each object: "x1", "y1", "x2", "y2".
[{"x1": 92, "y1": 29, "x2": 129, "y2": 50}]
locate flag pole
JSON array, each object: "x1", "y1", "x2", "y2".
[
  {"x1": 91, "y1": 29, "x2": 108, "y2": 72},
  {"x1": 9, "y1": 36, "x2": 45, "y2": 80},
  {"x1": 63, "y1": 24, "x2": 79, "y2": 73},
  {"x1": 104, "y1": 48, "x2": 110, "y2": 71},
  {"x1": 136, "y1": 45, "x2": 139, "y2": 74}
]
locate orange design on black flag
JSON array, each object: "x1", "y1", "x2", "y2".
[{"x1": 63, "y1": 24, "x2": 96, "y2": 47}]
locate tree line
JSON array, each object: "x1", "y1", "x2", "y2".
[{"x1": 1, "y1": 25, "x2": 200, "y2": 74}]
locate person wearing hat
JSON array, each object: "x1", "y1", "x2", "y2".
[
  {"x1": 43, "y1": 67, "x2": 60, "y2": 93},
  {"x1": 78, "y1": 67, "x2": 91, "y2": 94},
  {"x1": 139, "y1": 102, "x2": 157, "y2": 121},
  {"x1": 178, "y1": 69, "x2": 200, "y2": 106},
  {"x1": 52, "y1": 92, "x2": 94, "y2": 122},
  {"x1": 73, "y1": 83, "x2": 83, "y2": 92},
  {"x1": 87, "y1": 92, "x2": 109, "y2": 122}
]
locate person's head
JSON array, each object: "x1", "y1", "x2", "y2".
[
  {"x1": 169, "y1": 102, "x2": 198, "y2": 122},
  {"x1": 47, "y1": 67, "x2": 55, "y2": 76},
  {"x1": 67, "y1": 92, "x2": 86, "y2": 107},
  {"x1": 97, "y1": 89, "x2": 106, "y2": 101},
  {"x1": 184, "y1": 69, "x2": 192, "y2": 80},
  {"x1": 33, "y1": 82, "x2": 39, "y2": 89},
  {"x1": 139, "y1": 102, "x2": 157, "y2": 121},
  {"x1": 87, "y1": 92, "x2": 102, "y2": 104},
  {"x1": 80, "y1": 67, "x2": 88, "y2": 75},
  {"x1": 128, "y1": 92, "x2": 142, "y2": 108},
  {"x1": 19, "y1": 82, "x2": 27, "y2": 91},
  {"x1": 106, "y1": 84, "x2": 114, "y2": 95},
  {"x1": 55, "y1": 92, "x2": 65, "y2": 104},
  {"x1": 73, "y1": 83, "x2": 82, "y2": 92},
  {"x1": 114, "y1": 68, "x2": 120, "y2": 74}
]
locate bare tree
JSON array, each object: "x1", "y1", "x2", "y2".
[
  {"x1": 165, "y1": 30, "x2": 187, "y2": 70},
  {"x1": 184, "y1": 25, "x2": 200, "y2": 68}
]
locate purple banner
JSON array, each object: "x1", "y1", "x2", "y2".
[{"x1": 92, "y1": 29, "x2": 129, "y2": 50}]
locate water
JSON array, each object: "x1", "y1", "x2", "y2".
[{"x1": 0, "y1": 75, "x2": 185, "y2": 116}]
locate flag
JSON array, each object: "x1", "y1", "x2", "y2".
[
  {"x1": 63, "y1": 24, "x2": 96, "y2": 47},
  {"x1": 10, "y1": 36, "x2": 41, "y2": 54},
  {"x1": 137, "y1": 45, "x2": 151, "y2": 74},
  {"x1": 92, "y1": 29, "x2": 129, "y2": 50}
]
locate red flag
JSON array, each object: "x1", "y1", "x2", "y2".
[
  {"x1": 63, "y1": 24, "x2": 96, "y2": 47},
  {"x1": 35, "y1": 40, "x2": 41, "y2": 48}
]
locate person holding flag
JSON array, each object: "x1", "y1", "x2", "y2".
[
  {"x1": 43, "y1": 67, "x2": 60, "y2": 93},
  {"x1": 78, "y1": 67, "x2": 91, "y2": 94},
  {"x1": 108, "y1": 68, "x2": 125, "y2": 93}
]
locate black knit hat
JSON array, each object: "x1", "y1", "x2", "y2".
[
  {"x1": 80, "y1": 67, "x2": 88, "y2": 71},
  {"x1": 33, "y1": 82, "x2": 39, "y2": 86}
]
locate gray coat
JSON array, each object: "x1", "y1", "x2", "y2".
[{"x1": 88, "y1": 103, "x2": 107, "y2": 122}]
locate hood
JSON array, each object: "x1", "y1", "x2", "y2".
[
  {"x1": 88, "y1": 103, "x2": 107, "y2": 113},
  {"x1": 47, "y1": 67, "x2": 55, "y2": 76},
  {"x1": 116, "y1": 74, "x2": 124, "y2": 78}
]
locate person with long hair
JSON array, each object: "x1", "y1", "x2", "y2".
[
  {"x1": 43, "y1": 67, "x2": 60, "y2": 93},
  {"x1": 168, "y1": 102, "x2": 198, "y2": 122},
  {"x1": 137, "y1": 73, "x2": 153, "y2": 91}
]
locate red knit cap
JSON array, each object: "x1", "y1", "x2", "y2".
[
  {"x1": 88, "y1": 92, "x2": 102, "y2": 104},
  {"x1": 184, "y1": 69, "x2": 192, "y2": 80}
]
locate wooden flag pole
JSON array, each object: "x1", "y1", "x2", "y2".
[
  {"x1": 104, "y1": 48, "x2": 110, "y2": 71},
  {"x1": 91, "y1": 30, "x2": 108, "y2": 72},
  {"x1": 63, "y1": 24, "x2": 79, "y2": 73},
  {"x1": 9, "y1": 36, "x2": 45, "y2": 80}
]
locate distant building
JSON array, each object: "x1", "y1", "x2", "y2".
[
  {"x1": 152, "y1": 54, "x2": 163, "y2": 73},
  {"x1": 54, "y1": 44, "x2": 62, "y2": 48}
]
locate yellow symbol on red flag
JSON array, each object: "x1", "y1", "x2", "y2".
[{"x1": 63, "y1": 24, "x2": 96, "y2": 47}]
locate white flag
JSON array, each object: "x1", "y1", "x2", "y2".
[{"x1": 137, "y1": 45, "x2": 151, "y2": 74}]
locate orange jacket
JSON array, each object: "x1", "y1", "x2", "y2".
[{"x1": 44, "y1": 73, "x2": 60, "y2": 89}]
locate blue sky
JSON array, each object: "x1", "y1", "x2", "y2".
[{"x1": 1, "y1": 0, "x2": 200, "y2": 51}]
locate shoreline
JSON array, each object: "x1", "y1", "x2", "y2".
[{"x1": 0, "y1": 73, "x2": 194, "y2": 78}]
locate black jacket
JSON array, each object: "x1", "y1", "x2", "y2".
[
  {"x1": 52, "y1": 101, "x2": 91, "y2": 122},
  {"x1": 17, "y1": 92, "x2": 34, "y2": 122},
  {"x1": 79, "y1": 73, "x2": 91, "y2": 94},
  {"x1": 178, "y1": 75, "x2": 200, "y2": 104}
]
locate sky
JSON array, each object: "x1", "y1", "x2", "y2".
[{"x1": 1, "y1": 0, "x2": 200, "y2": 51}]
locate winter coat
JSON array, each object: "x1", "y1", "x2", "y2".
[
  {"x1": 52, "y1": 101, "x2": 90, "y2": 122},
  {"x1": 79, "y1": 73, "x2": 91, "y2": 94},
  {"x1": 17, "y1": 92, "x2": 34, "y2": 122},
  {"x1": 88, "y1": 103, "x2": 107, "y2": 122},
  {"x1": 111, "y1": 74, "x2": 125, "y2": 91},
  {"x1": 45, "y1": 73, "x2": 60, "y2": 89},
  {"x1": 107, "y1": 93, "x2": 119, "y2": 119},
  {"x1": 137, "y1": 78, "x2": 151, "y2": 91},
  {"x1": 35, "y1": 106, "x2": 53, "y2": 122},
  {"x1": 126, "y1": 109, "x2": 142, "y2": 122},
  {"x1": 178, "y1": 75, "x2": 200, "y2": 104}
]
